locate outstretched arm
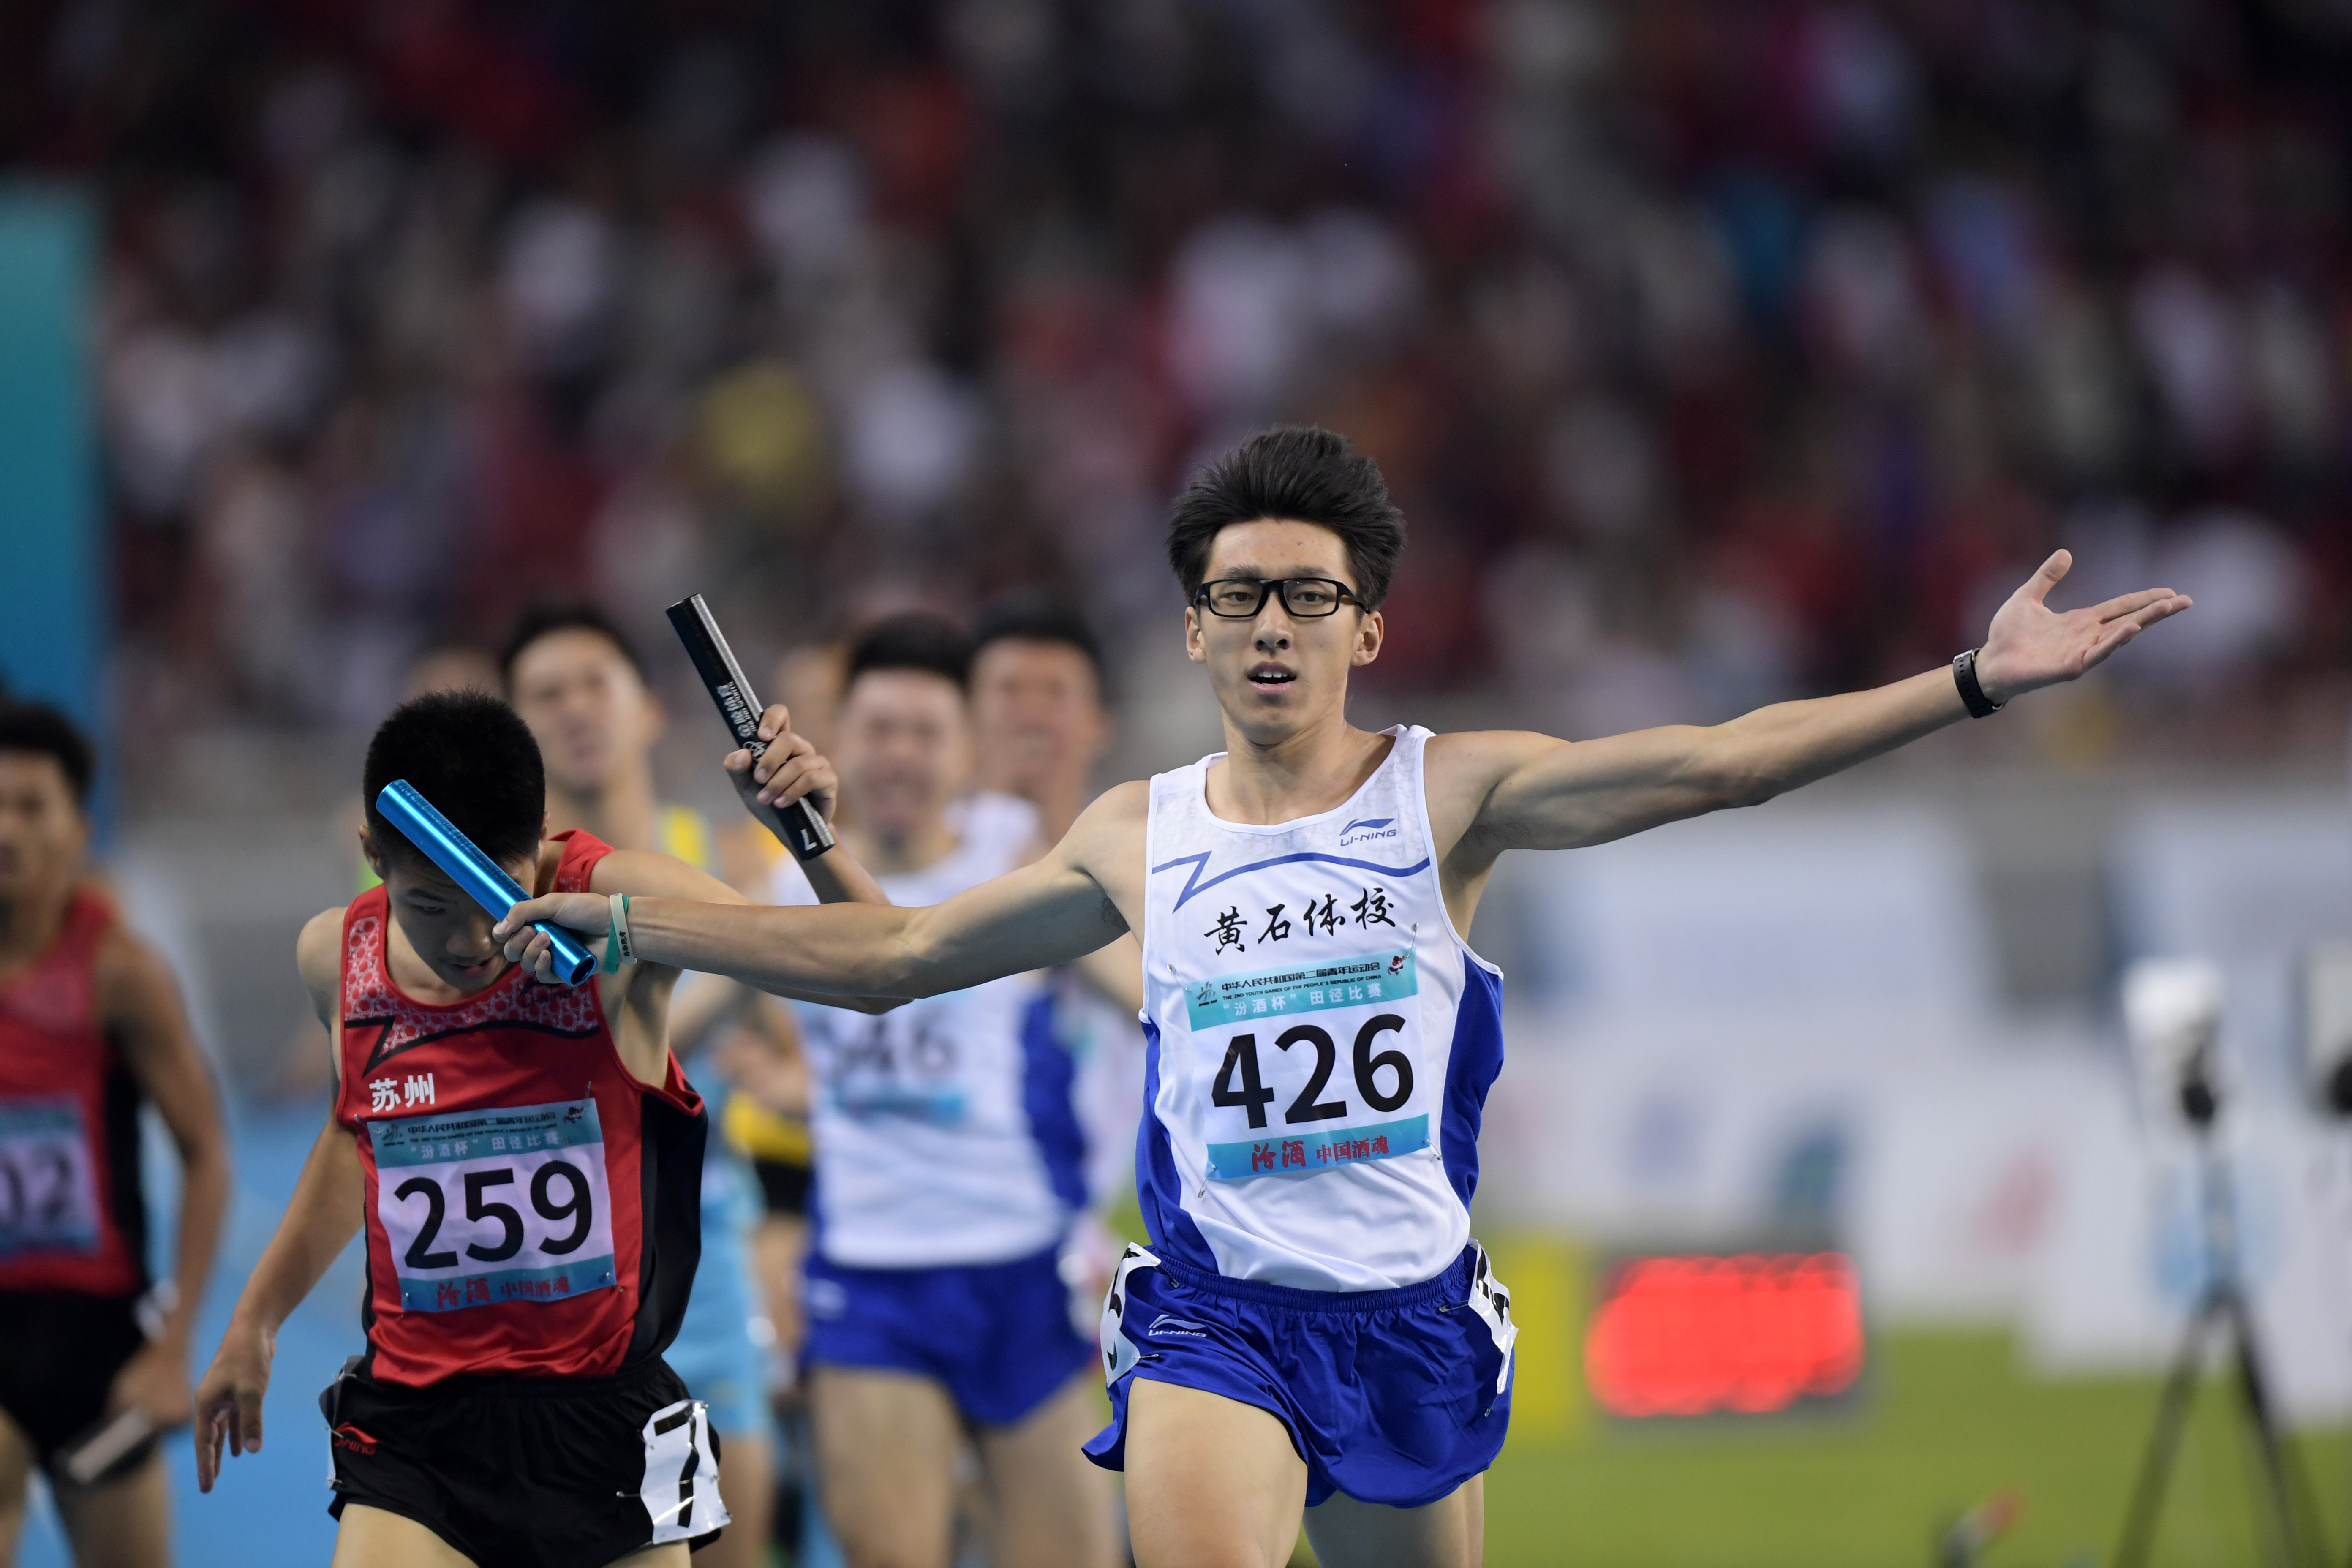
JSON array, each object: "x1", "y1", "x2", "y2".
[
  {"x1": 498, "y1": 785, "x2": 1146, "y2": 1000},
  {"x1": 98, "y1": 931, "x2": 231, "y2": 1432},
  {"x1": 1440, "y1": 551, "x2": 2190, "y2": 863}
]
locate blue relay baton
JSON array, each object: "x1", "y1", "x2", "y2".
[{"x1": 375, "y1": 779, "x2": 598, "y2": 986}]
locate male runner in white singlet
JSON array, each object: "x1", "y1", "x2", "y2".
[
  {"x1": 969, "y1": 593, "x2": 1145, "y2": 1298},
  {"x1": 500, "y1": 427, "x2": 2192, "y2": 1568},
  {"x1": 769, "y1": 614, "x2": 1118, "y2": 1568}
]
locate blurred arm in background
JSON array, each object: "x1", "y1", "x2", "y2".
[{"x1": 96, "y1": 927, "x2": 231, "y2": 1429}]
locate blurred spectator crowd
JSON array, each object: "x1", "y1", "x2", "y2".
[{"x1": 5, "y1": 0, "x2": 2351, "y2": 760}]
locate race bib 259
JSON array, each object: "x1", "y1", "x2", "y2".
[{"x1": 369, "y1": 1098, "x2": 618, "y2": 1312}]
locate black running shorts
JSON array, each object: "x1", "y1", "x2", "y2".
[
  {"x1": 323, "y1": 1356, "x2": 727, "y2": 1566},
  {"x1": 751, "y1": 1155, "x2": 811, "y2": 1217},
  {"x1": 0, "y1": 1292, "x2": 154, "y2": 1481}
]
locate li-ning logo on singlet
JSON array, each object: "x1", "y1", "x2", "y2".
[{"x1": 1337, "y1": 817, "x2": 1399, "y2": 847}]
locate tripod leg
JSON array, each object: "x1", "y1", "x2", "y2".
[
  {"x1": 2115, "y1": 1300, "x2": 2218, "y2": 1568},
  {"x1": 2223, "y1": 1292, "x2": 2327, "y2": 1568}
]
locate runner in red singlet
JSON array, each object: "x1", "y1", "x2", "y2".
[
  {"x1": 192, "y1": 690, "x2": 884, "y2": 1568},
  {"x1": 0, "y1": 702, "x2": 231, "y2": 1568}
]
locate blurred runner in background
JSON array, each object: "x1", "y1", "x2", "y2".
[
  {"x1": 0, "y1": 702, "x2": 229, "y2": 1568},
  {"x1": 969, "y1": 593, "x2": 1146, "y2": 1333},
  {"x1": 501, "y1": 604, "x2": 795, "y2": 1568},
  {"x1": 770, "y1": 614, "x2": 1120, "y2": 1568}
]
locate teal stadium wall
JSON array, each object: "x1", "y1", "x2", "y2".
[{"x1": 0, "y1": 187, "x2": 102, "y2": 743}]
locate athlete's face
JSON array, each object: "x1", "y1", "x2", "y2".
[
  {"x1": 1185, "y1": 520, "x2": 1384, "y2": 745},
  {"x1": 364, "y1": 833, "x2": 543, "y2": 995},
  {"x1": 971, "y1": 639, "x2": 1107, "y2": 803},
  {"x1": 0, "y1": 754, "x2": 87, "y2": 907},
  {"x1": 507, "y1": 631, "x2": 663, "y2": 800},
  {"x1": 833, "y1": 670, "x2": 972, "y2": 845}
]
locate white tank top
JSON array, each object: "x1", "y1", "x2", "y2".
[
  {"x1": 1138, "y1": 726, "x2": 1505, "y2": 1291},
  {"x1": 775, "y1": 792, "x2": 1086, "y2": 1268}
]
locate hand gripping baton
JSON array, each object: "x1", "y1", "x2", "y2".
[
  {"x1": 666, "y1": 593, "x2": 837, "y2": 862},
  {"x1": 375, "y1": 779, "x2": 597, "y2": 986}
]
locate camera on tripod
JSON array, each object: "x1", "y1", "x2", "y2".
[
  {"x1": 2112, "y1": 956, "x2": 2328, "y2": 1568},
  {"x1": 2298, "y1": 941, "x2": 2352, "y2": 1121},
  {"x1": 2123, "y1": 958, "x2": 2227, "y2": 1130}
]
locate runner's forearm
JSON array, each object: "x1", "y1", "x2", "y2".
[
  {"x1": 618, "y1": 898, "x2": 926, "y2": 998},
  {"x1": 1704, "y1": 667, "x2": 1966, "y2": 803},
  {"x1": 165, "y1": 1135, "x2": 231, "y2": 1345},
  {"x1": 798, "y1": 845, "x2": 889, "y2": 906},
  {"x1": 230, "y1": 1121, "x2": 363, "y2": 1335}
]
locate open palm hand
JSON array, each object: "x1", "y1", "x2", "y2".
[{"x1": 1976, "y1": 550, "x2": 2191, "y2": 704}]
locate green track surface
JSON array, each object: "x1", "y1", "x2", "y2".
[{"x1": 1477, "y1": 1328, "x2": 2351, "y2": 1568}]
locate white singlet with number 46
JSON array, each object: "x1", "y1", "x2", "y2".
[{"x1": 1137, "y1": 725, "x2": 1505, "y2": 1292}]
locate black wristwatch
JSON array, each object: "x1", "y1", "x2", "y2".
[{"x1": 1952, "y1": 647, "x2": 2004, "y2": 718}]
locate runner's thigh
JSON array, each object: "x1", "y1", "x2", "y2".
[
  {"x1": 0, "y1": 1407, "x2": 33, "y2": 1563},
  {"x1": 1123, "y1": 1377, "x2": 1308, "y2": 1568},
  {"x1": 1303, "y1": 1474, "x2": 1483, "y2": 1568},
  {"x1": 330, "y1": 1503, "x2": 478, "y2": 1568},
  {"x1": 810, "y1": 1365, "x2": 961, "y2": 1568},
  {"x1": 689, "y1": 1429, "x2": 769, "y2": 1568},
  {"x1": 54, "y1": 1450, "x2": 173, "y2": 1568},
  {"x1": 974, "y1": 1370, "x2": 1119, "y2": 1568}
]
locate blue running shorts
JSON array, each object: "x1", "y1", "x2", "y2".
[
  {"x1": 803, "y1": 1243, "x2": 1094, "y2": 1428},
  {"x1": 1083, "y1": 1242, "x2": 1516, "y2": 1509},
  {"x1": 667, "y1": 1154, "x2": 772, "y2": 1438}
]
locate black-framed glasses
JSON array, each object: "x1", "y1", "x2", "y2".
[{"x1": 1192, "y1": 577, "x2": 1361, "y2": 619}]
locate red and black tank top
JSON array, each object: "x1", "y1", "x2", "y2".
[
  {"x1": 335, "y1": 830, "x2": 707, "y2": 1386},
  {"x1": 0, "y1": 891, "x2": 148, "y2": 1299}
]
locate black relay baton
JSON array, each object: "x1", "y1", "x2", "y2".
[{"x1": 666, "y1": 594, "x2": 837, "y2": 862}]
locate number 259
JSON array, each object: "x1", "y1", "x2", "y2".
[{"x1": 395, "y1": 1162, "x2": 594, "y2": 1271}]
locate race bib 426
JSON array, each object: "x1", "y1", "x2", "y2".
[
  {"x1": 1186, "y1": 950, "x2": 1429, "y2": 1180},
  {"x1": 369, "y1": 1098, "x2": 618, "y2": 1312}
]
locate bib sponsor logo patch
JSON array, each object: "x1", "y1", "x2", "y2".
[
  {"x1": 1184, "y1": 951, "x2": 1418, "y2": 1029},
  {"x1": 1206, "y1": 1113, "x2": 1430, "y2": 1180}
]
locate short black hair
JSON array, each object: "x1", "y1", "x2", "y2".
[
  {"x1": 845, "y1": 613, "x2": 972, "y2": 692},
  {"x1": 1166, "y1": 426, "x2": 1407, "y2": 610},
  {"x1": 362, "y1": 691, "x2": 547, "y2": 869},
  {"x1": 0, "y1": 702, "x2": 95, "y2": 807},
  {"x1": 498, "y1": 602, "x2": 646, "y2": 686},
  {"x1": 972, "y1": 590, "x2": 1105, "y2": 681}
]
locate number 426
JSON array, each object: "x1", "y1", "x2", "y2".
[{"x1": 1210, "y1": 1015, "x2": 1413, "y2": 1129}]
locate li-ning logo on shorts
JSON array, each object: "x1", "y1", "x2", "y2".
[
  {"x1": 330, "y1": 1422, "x2": 379, "y2": 1455},
  {"x1": 1337, "y1": 817, "x2": 1399, "y2": 847},
  {"x1": 1149, "y1": 1313, "x2": 1211, "y2": 1338}
]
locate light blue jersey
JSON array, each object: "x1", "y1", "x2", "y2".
[{"x1": 656, "y1": 805, "x2": 770, "y2": 1436}]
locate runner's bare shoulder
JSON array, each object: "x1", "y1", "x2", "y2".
[{"x1": 296, "y1": 907, "x2": 346, "y2": 1032}]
